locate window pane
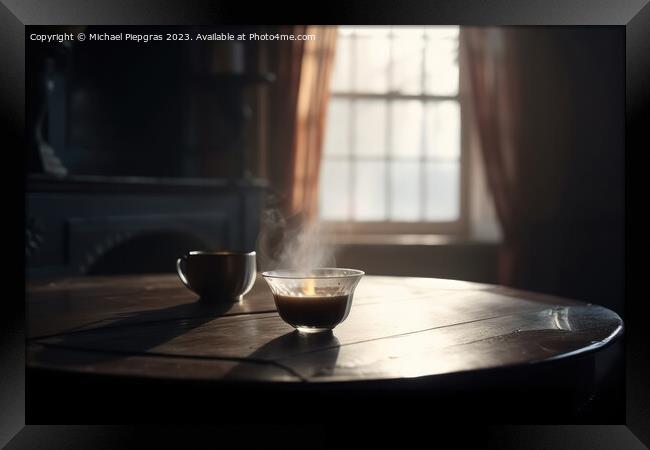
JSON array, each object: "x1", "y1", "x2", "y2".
[
  {"x1": 390, "y1": 33, "x2": 424, "y2": 94},
  {"x1": 391, "y1": 26, "x2": 427, "y2": 39},
  {"x1": 337, "y1": 26, "x2": 358, "y2": 37},
  {"x1": 355, "y1": 34, "x2": 390, "y2": 93},
  {"x1": 353, "y1": 26, "x2": 392, "y2": 37},
  {"x1": 424, "y1": 161, "x2": 459, "y2": 221},
  {"x1": 330, "y1": 35, "x2": 351, "y2": 92},
  {"x1": 323, "y1": 99, "x2": 350, "y2": 157},
  {"x1": 424, "y1": 26, "x2": 459, "y2": 96},
  {"x1": 391, "y1": 100, "x2": 423, "y2": 159},
  {"x1": 425, "y1": 26, "x2": 459, "y2": 41},
  {"x1": 354, "y1": 161, "x2": 386, "y2": 220},
  {"x1": 319, "y1": 160, "x2": 351, "y2": 220},
  {"x1": 390, "y1": 161, "x2": 420, "y2": 221},
  {"x1": 354, "y1": 99, "x2": 387, "y2": 157},
  {"x1": 391, "y1": 36, "x2": 424, "y2": 94},
  {"x1": 322, "y1": 26, "x2": 463, "y2": 227},
  {"x1": 425, "y1": 100, "x2": 460, "y2": 160}
]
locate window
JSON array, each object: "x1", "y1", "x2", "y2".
[{"x1": 319, "y1": 26, "x2": 463, "y2": 234}]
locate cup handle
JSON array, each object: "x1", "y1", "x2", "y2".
[{"x1": 176, "y1": 255, "x2": 190, "y2": 288}]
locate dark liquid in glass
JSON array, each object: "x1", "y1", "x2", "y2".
[{"x1": 273, "y1": 294, "x2": 351, "y2": 329}]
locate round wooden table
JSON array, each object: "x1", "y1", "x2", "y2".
[{"x1": 26, "y1": 274, "x2": 623, "y2": 422}]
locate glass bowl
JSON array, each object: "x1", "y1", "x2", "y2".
[{"x1": 262, "y1": 268, "x2": 364, "y2": 334}]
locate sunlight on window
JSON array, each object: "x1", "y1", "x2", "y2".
[
  {"x1": 319, "y1": 26, "x2": 460, "y2": 224},
  {"x1": 354, "y1": 99, "x2": 387, "y2": 157}
]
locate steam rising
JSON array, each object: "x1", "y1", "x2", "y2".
[{"x1": 257, "y1": 207, "x2": 336, "y2": 274}]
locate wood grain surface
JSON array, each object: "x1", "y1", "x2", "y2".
[{"x1": 26, "y1": 274, "x2": 623, "y2": 384}]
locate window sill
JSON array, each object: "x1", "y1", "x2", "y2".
[
  {"x1": 326, "y1": 233, "x2": 500, "y2": 283},
  {"x1": 323, "y1": 233, "x2": 500, "y2": 247}
]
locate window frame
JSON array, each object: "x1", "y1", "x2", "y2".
[{"x1": 319, "y1": 26, "x2": 469, "y2": 237}]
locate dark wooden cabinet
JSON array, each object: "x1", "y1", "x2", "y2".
[{"x1": 26, "y1": 175, "x2": 267, "y2": 278}]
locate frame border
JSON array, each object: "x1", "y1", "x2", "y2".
[{"x1": 5, "y1": 0, "x2": 649, "y2": 446}]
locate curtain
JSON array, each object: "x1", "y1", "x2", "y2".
[
  {"x1": 461, "y1": 27, "x2": 624, "y2": 316},
  {"x1": 265, "y1": 26, "x2": 338, "y2": 224},
  {"x1": 460, "y1": 27, "x2": 522, "y2": 285},
  {"x1": 258, "y1": 26, "x2": 337, "y2": 269}
]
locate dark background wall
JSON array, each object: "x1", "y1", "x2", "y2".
[
  {"x1": 508, "y1": 27, "x2": 624, "y2": 317},
  {"x1": 27, "y1": 25, "x2": 264, "y2": 180}
]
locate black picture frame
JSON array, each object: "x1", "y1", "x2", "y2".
[{"x1": 5, "y1": 0, "x2": 648, "y2": 446}]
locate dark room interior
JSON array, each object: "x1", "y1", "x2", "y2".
[{"x1": 24, "y1": 25, "x2": 625, "y2": 425}]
